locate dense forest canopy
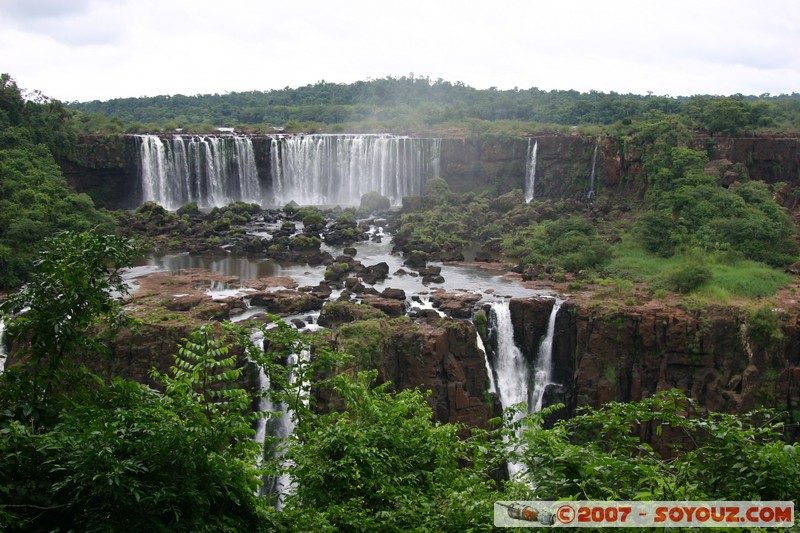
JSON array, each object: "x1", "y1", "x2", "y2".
[
  {"x1": 0, "y1": 74, "x2": 115, "y2": 287},
  {"x1": 67, "y1": 75, "x2": 800, "y2": 135}
]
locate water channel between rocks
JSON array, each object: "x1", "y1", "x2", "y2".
[{"x1": 123, "y1": 225, "x2": 552, "y2": 318}]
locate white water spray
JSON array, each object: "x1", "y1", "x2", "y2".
[
  {"x1": 529, "y1": 298, "x2": 563, "y2": 412},
  {"x1": 488, "y1": 298, "x2": 563, "y2": 479},
  {"x1": 524, "y1": 139, "x2": 538, "y2": 203},
  {"x1": 0, "y1": 318, "x2": 6, "y2": 375},
  {"x1": 136, "y1": 134, "x2": 262, "y2": 209},
  {"x1": 475, "y1": 331, "x2": 496, "y2": 395},
  {"x1": 489, "y1": 301, "x2": 528, "y2": 416},
  {"x1": 489, "y1": 300, "x2": 529, "y2": 479},
  {"x1": 270, "y1": 134, "x2": 440, "y2": 206},
  {"x1": 254, "y1": 368, "x2": 269, "y2": 447}
]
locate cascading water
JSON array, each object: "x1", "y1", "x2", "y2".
[
  {"x1": 261, "y1": 369, "x2": 295, "y2": 506},
  {"x1": 529, "y1": 298, "x2": 563, "y2": 412},
  {"x1": 0, "y1": 318, "x2": 6, "y2": 375},
  {"x1": 524, "y1": 139, "x2": 538, "y2": 203},
  {"x1": 488, "y1": 300, "x2": 529, "y2": 479},
  {"x1": 587, "y1": 143, "x2": 598, "y2": 200},
  {"x1": 270, "y1": 134, "x2": 441, "y2": 206},
  {"x1": 251, "y1": 330, "x2": 309, "y2": 508},
  {"x1": 475, "y1": 331, "x2": 497, "y2": 395},
  {"x1": 254, "y1": 366, "x2": 270, "y2": 448},
  {"x1": 136, "y1": 134, "x2": 262, "y2": 209},
  {"x1": 489, "y1": 300, "x2": 528, "y2": 417},
  {"x1": 488, "y1": 297, "x2": 562, "y2": 479}
]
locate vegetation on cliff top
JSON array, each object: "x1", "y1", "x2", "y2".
[
  {"x1": 63, "y1": 75, "x2": 800, "y2": 135},
  {"x1": 0, "y1": 74, "x2": 116, "y2": 288},
  {"x1": 387, "y1": 107, "x2": 799, "y2": 302}
]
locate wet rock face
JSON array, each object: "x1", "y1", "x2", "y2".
[
  {"x1": 508, "y1": 297, "x2": 800, "y2": 435},
  {"x1": 110, "y1": 323, "x2": 195, "y2": 386},
  {"x1": 368, "y1": 318, "x2": 498, "y2": 428},
  {"x1": 430, "y1": 291, "x2": 482, "y2": 318},
  {"x1": 570, "y1": 305, "x2": 754, "y2": 412}
]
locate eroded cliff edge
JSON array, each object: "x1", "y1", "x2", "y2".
[
  {"x1": 509, "y1": 297, "x2": 800, "y2": 441},
  {"x1": 82, "y1": 273, "x2": 800, "y2": 443},
  {"x1": 62, "y1": 133, "x2": 800, "y2": 209}
]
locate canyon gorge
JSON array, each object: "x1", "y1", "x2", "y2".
[{"x1": 42, "y1": 132, "x2": 800, "y2": 443}]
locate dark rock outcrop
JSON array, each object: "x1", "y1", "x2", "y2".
[
  {"x1": 508, "y1": 297, "x2": 800, "y2": 443},
  {"x1": 431, "y1": 291, "x2": 482, "y2": 318},
  {"x1": 362, "y1": 296, "x2": 406, "y2": 317},
  {"x1": 249, "y1": 290, "x2": 325, "y2": 315},
  {"x1": 338, "y1": 317, "x2": 498, "y2": 428}
]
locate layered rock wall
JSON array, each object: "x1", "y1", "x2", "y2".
[
  {"x1": 509, "y1": 298, "x2": 800, "y2": 440},
  {"x1": 337, "y1": 317, "x2": 499, "y2": 428},
  {"x1": 62, "y1": 135, "x2": 140, "y2": 209},
  {"x1": 63, "y1": 134, "x2": 800, "y2": 209}
]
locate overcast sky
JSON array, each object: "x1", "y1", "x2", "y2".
[{"x1": 1, "y1": 0, "x2": 799, "y2": 102}]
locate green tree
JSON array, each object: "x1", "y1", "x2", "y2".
[
  {"x1": 278, "y1": 371, "x2": 499, "y2": 531},
  {"x1": 514, "y1": 390, "x2": 800, "y2": 502},
  {"x1": 0, "y1": 238, "x2": 268, "y2": 530},
  {"x1": 638, "y1": 148, "x2": 798, "y2": 266},
  {"x1": 1, "y1": 231, "x2": 137, "y2": 403},
  {"x1": 0, "y1": 74, "x2": 24, "y2": 127},
  {"x1": 0, "y1": 76, "x2": 116, "y2": 287}
]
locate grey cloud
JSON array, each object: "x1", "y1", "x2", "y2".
[
  {"x1": 0, "y1": 0, "x2": 125, "y2": 46},
  {"x1": 0, "y1": 0, "x2": 93, "y2": 22}
]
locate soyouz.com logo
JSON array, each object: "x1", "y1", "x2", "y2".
[{"x1": 493, "y1": 501, "x2": 795, "y2": 528}]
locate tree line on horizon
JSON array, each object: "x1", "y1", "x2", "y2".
[{"x1": 66, "y1": 75, "x2": 800, "y2": 136}]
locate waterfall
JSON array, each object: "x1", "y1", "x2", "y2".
[
  {"x1": 475, "y1": 330, "x2": 497, "y2": 395},
  {"x1": 270, "y1": 134, "x2": 441, "y2": 206},
  {"x1": 252, "y1": 330, "x2": 269, "y2": 449},
  {"x1": 488, "y1": 297, "x2": 562, "y2": 479},
  {"x1": 489, "y1": 300, "x2": 528, "y2": 417},
  {"x1": 136, "y1": 134, "x2": 262, "y2": 210},
  {"x1": 489, "y1": 300, "x2": 529, "y2": 479},
  {"x1": 254, "y1": 365, "x2": 295, "y2": 504},
  {"x1": 0, "y1": 318, "x2": 6, "y2": 375},
  {"x1": 252, "y1": 326, "x2": 309, "y2": 508},
  {"x1": 524, "y1": 139, "x2": 538, "y2": 203},
  {"x1": 262, "y1": 349, "x2": 306, "y2": 508},
  {"x1": 254, "y1": 368, "x2": 269, "y2": 447},
  {"x1": 587, "y1": 143, "x2": 598, "y2": 200},
  {"x1": 529, "y1": 298, "x2": 563, "y2": 412}
]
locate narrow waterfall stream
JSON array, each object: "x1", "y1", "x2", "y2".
[
  {"x1": 260, "y1": 352, "x2": 298, "y2": 508},
  {"x1": 524, "y1": 139, "x2": 538, "y2": 203},
  {"x1": 489, "y1": 300, "x2": 529, "y2": 479},
  {"x1": 529, "y1": 298, "x2": 563, "y2": 412},
  {"x1": 476, "y1": 330, "x2": 497, "y2": 395},
  {"x1": 0, "y1": 318, "x2": 6, "y2": 375},
  {"x1": 489, "y1": 300, "x2": 529, "y2": 417},
  {"x1": 588, "y1": 143, "x2": 598, "y2": 200},
  {"x1": 251, "y1": 325, "x2": 309, "y2": 508}
]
